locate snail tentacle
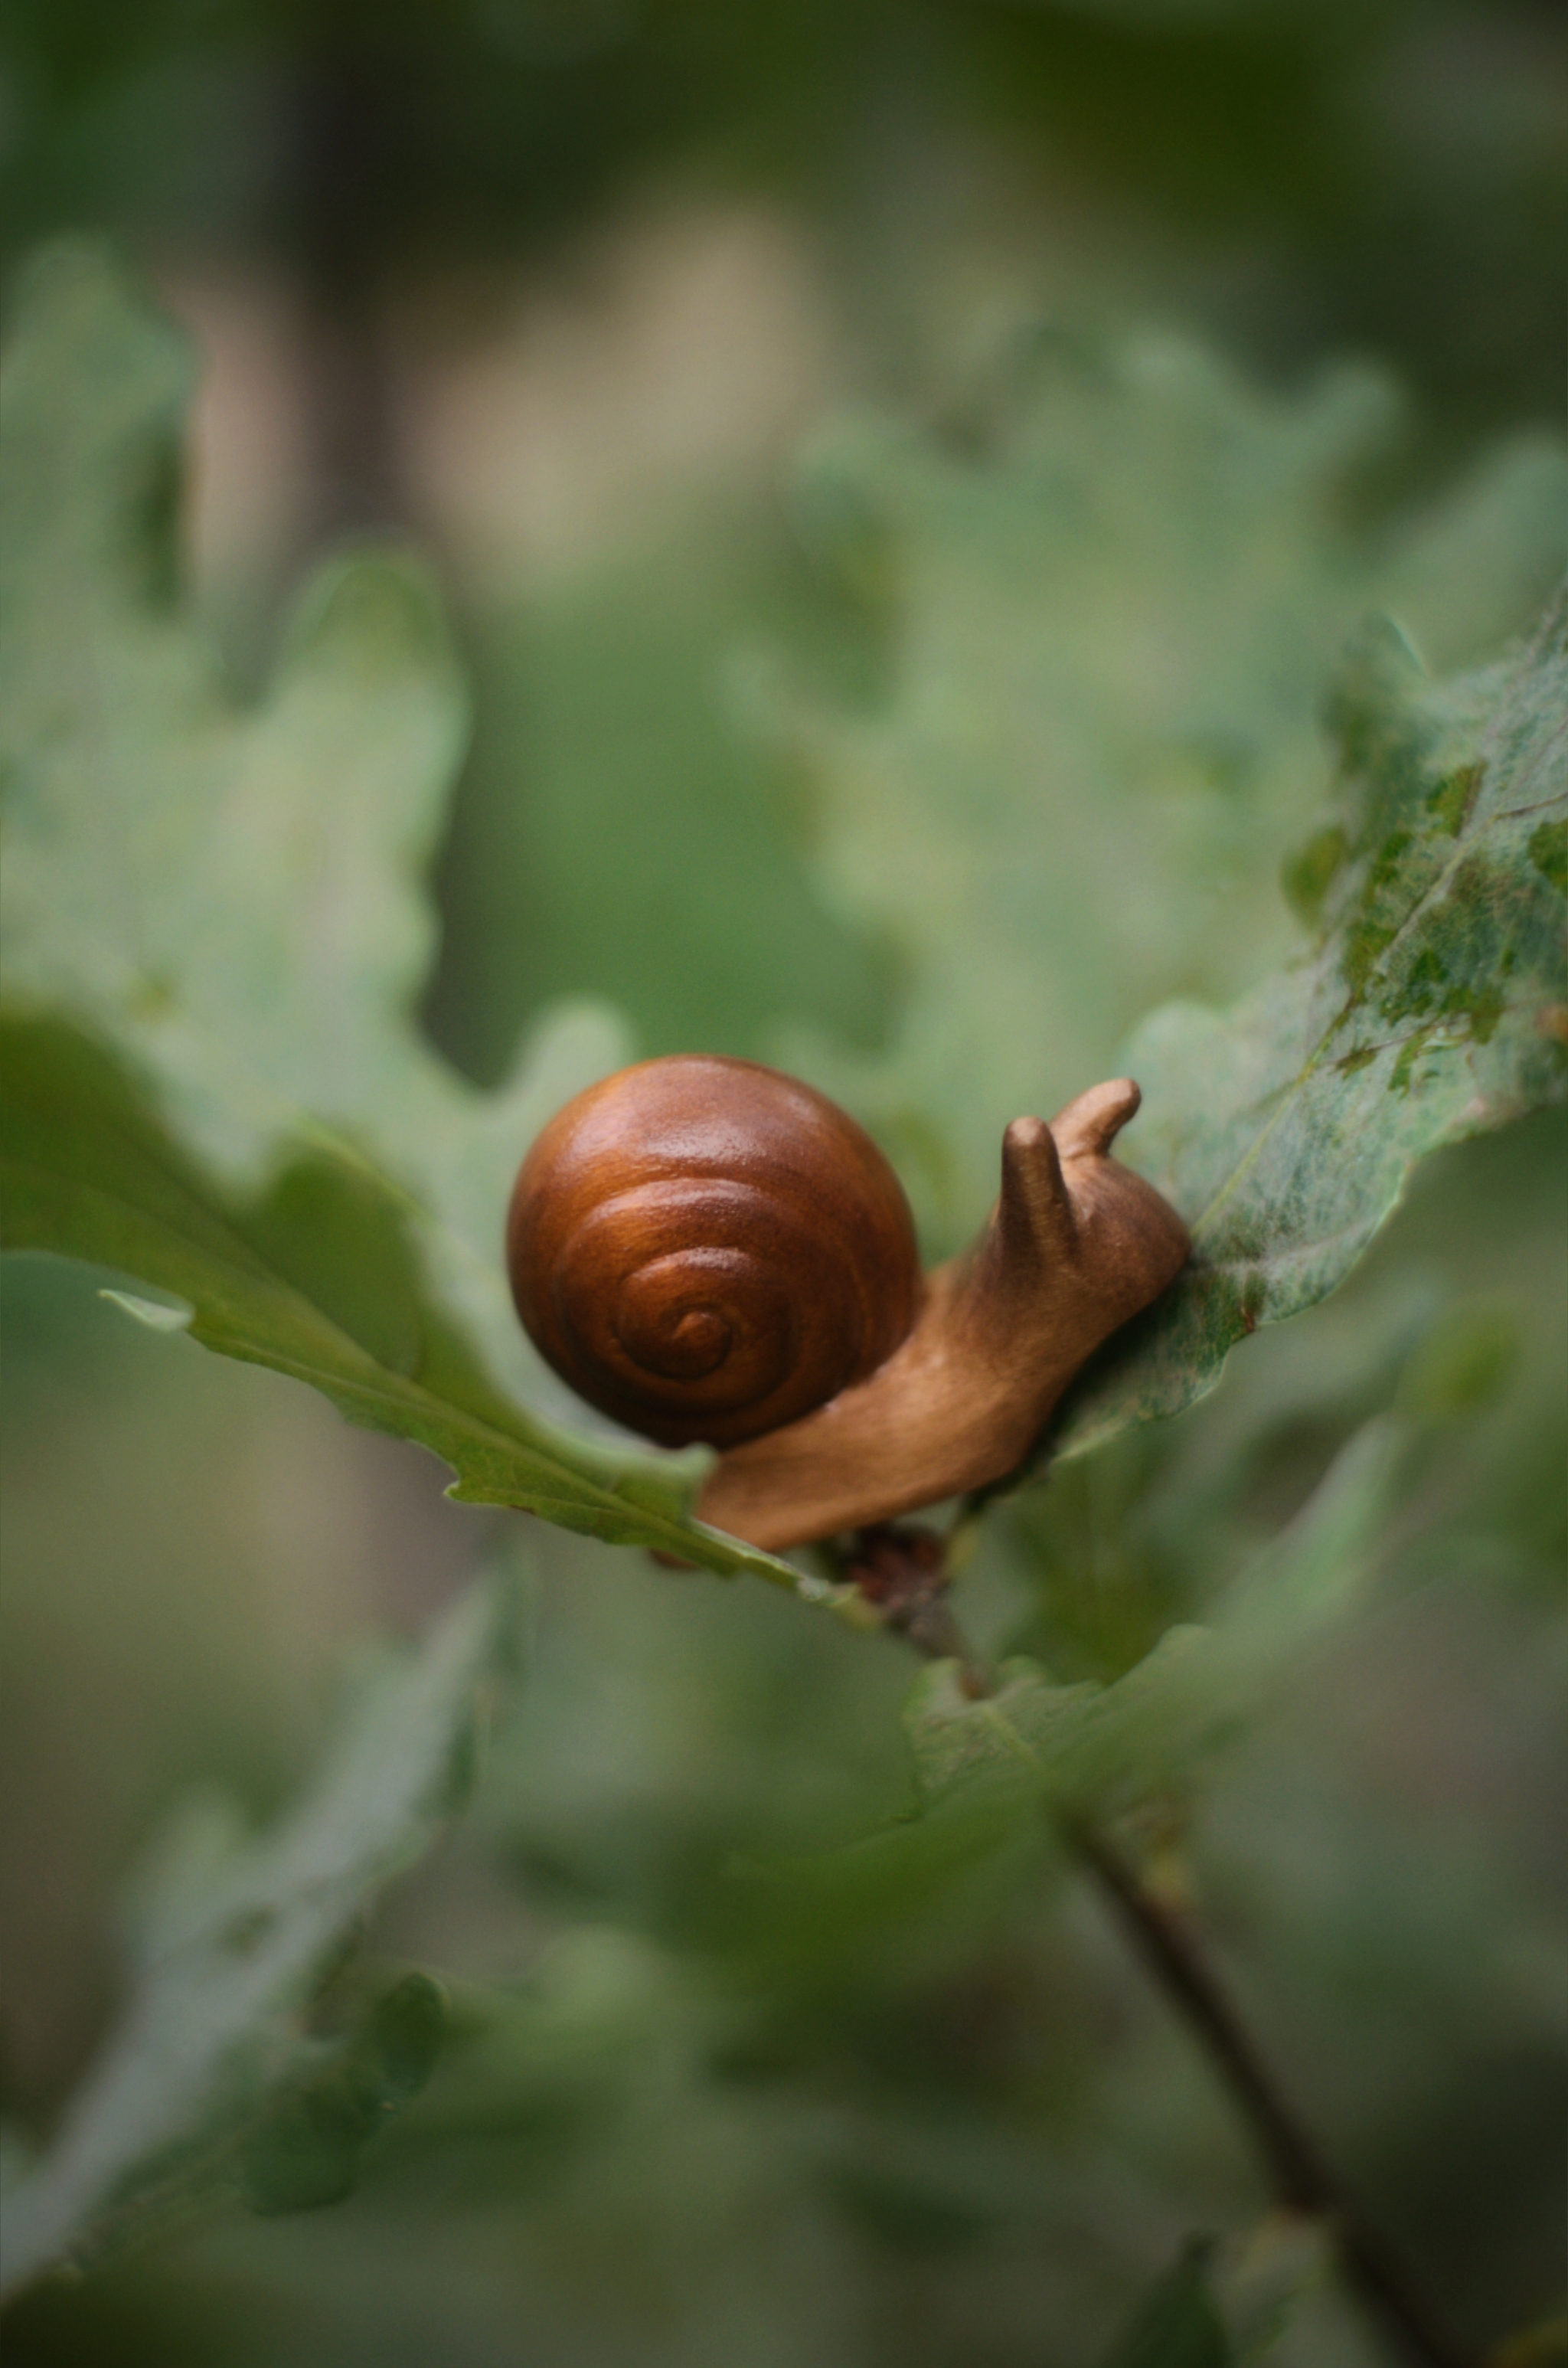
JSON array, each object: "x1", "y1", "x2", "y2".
[{"x1": 695, "y1": 1081, "x2": 1188, "y2": 1552}]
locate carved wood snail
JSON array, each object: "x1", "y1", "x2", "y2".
[{"x1": 507, "y1": 1055, "x2": 1189, "y2": 1553}]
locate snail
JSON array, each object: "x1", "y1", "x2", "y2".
[{"x1": 507, "y1": 1055, "x2": 1189, "y2": 1553}]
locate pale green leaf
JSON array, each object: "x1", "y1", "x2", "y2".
[
  {"x1": 0, "y1": 244, "x2": 798, "y2": 1590},
  {"x1": 1212, "y1": 2216, "x2": 1333, "y2": 2366},
  {"x1": 771, "y1": 332, "x2": 1566, "y2": 1248},
  {"x1": 0, "y1": 1572, "x2": 511, "y2": 2298}
]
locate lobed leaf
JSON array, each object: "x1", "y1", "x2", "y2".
[
  {"x1": 765, "y1": 336, "x2": 1565, "y2": 1480},
  {"x1": 1057, "y1": 599, "x2": 1568, "y2": 1454},
  {"x1": 772, "y1": 334, "x2": 1566, "y2": 1248},
  {"x1": 0, "y1": 244, "x2": 799, "y2": 1589},
  {"x1": 0, "y1": 1572, "x2": 513, "y2": 2298},
  {"x1": 239, "y1": 1971, "x2": 447, "y2": 2217},
  {"x1": 0, "y1": 1015, "x2": 792, "y2": 1581},
  {"x1": 730, "y1": 1421, "x2": 1401, "y2": 1967},
  {"x1": 905, "y1": 1418, "x2": 1400, "y2": 1824}
]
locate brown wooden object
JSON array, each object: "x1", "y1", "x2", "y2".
[
  {"x1": 507, "y1": 1055, "x2": 920, "y2": 1450},
  {"x1": 507, "y1": 1056, "x2": 1189, "y2": 1552}
]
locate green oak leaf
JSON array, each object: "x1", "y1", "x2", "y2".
[
  {"x1": 0, "y1": 1572, "x2": 511, "y2": 2298},
  {"x1": 1098, "y1": 2242, "x2": 1234, "y2": 2368},
  {"x1": 905, "y1": 1419, "x2": 1398, "y2": 1823},
  {"x1": 0, "y1": 243, "x2": 797, "y2": 1590},
  {"x1": 239, "y1": 1971, "x2": 446, "y2": 2217},
  {"x1": 769, "y1": 330, "x2": 1566, "y2": 1248},
  {"x1": 1057, "y1": 594, "x2": 1568, "y2": 1455},
  {"x1": 0, "y1": 1015, "x2": 789, "y2": 1575},
  {"x1": 733, "y1": 1422, "x2": 1397, "y2": 1967}
]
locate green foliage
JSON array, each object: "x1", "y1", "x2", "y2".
[
  {"x1": 1098, "y1": 2243, "x2": 1233, "y2": 2368},
  {"x1": 0, "y1": 1572, "x2": 513, "y2": 2297},
  {"x1": 2, "y1": 236, "x2": 1565, "y2": 2367},
  {"x1": 240, "y1": 1972, "x2": 446, "y2": 2216},
  {"x1": 764, "y1": 333, "x2": 1565, "y2": 1464},
  {"x1": 1060, "y1": 596, "x2": 1568, "y2": 1453},
  {"x1": 0, "y1": 245, "x2": 799, "y2": 1591},
  {"x1": 903, "y1": 1418, "x2": 1394, "y2": 1833},
  {"x1": 429, "y1": 544, "x2": 896, "y2": 1088},
  {"x1": 5, "y1": 0, "x2": 1563, "y2": 453},
  {"x1": 771, "y1": 335, "x2": 1566, "y2": 1248},
  {"x1": 0, "y1": 1012, "x2": 779, "y2": 1583},
  {"x1": 5, "y1": 249, "x2": 1563, "y2": 1585}
]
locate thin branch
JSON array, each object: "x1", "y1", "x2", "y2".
[
  {"x1": 853, "y1": 1521, "x2": 1472, "y2": 2368},
  {"x1": 844, "y1": 1523, "x2": 989, "y2": 1692},
  {"x1": 1072, "y1": 1821, "x2": 1473, "y2": 2368}
]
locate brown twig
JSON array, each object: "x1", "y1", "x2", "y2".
[
  {"x1": 844, "y1": 1523, "x2": 988, "y2": 1692},
  {"x1": 1072, "y1": 1820, "x2": 1473, "y2": 2368},
  {"x1": 854, "y1": 1520, "x2": 1470, "y2": 2368}
]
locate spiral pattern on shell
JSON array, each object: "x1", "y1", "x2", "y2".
[{"x1": 507, "y1": 1055, "x2": 921, "y2": 1448}]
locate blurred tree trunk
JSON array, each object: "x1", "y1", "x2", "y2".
[{"x1": 289, "y1": 47, "x2": 407, "y2": 538}]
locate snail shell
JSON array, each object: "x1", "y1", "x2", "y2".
[{"x1": 506, "y1": 1055, "x2": 921, "y2": 1448}]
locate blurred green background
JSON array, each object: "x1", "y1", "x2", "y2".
[{"x1": 2, "y1": 2, "x2": 1564, "y2": 2363}]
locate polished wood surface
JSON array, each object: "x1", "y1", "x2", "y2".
[
  {"x1": 509, "y1": 1059, "x2": 1189, "y2": 1547},
  {"x1": 697, "y1": 1079, "x2": 1190, "y2": 1549},
  {"x1": 507, "y1": 1055, "x2": 920, "y2": 1447}
]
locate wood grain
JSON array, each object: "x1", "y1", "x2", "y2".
[
  {"x1": 508, "y1": 1058, "x2": 1189, "y2": 1547},
  {"x1": 507, "y1": 1055, "x2": 920, "y2": 1447},
  {"x1": 697, "y1": 1080, "x2": 1189, "y2": 1549}
]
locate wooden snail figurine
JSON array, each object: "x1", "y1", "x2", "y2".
[{"x1": 507, "y1": 1055, "x2": 1189, "y2": 1554}]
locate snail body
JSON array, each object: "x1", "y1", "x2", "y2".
[{"x1": 507, "y1": 1058, "x2": 1190, "y2": 1552}]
